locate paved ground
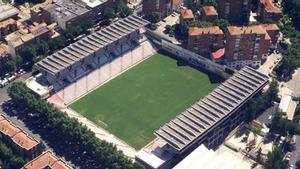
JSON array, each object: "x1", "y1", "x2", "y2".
[
  {"x1": 258, "y1": 52, "x2": 282, "y2": 75},
  {"x1": 256, "y1": 105, "x2": 278, "y2": 125},
  {"x1": 154, "y1": 12, "x2": 181, "y2": 44},
  {"x1": 287, "y1": 68, "x2": 300, "y2": 98},
  {"x1": 63, "y1": 108, "x2": 137, "y2": 159},
  {"x1": 290, "y1": 135, "x2": 300, "y2": 167}
]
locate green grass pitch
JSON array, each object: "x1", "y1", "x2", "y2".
[{"x1": 70, "y1": 52, "x2": 222, "y2": 150}]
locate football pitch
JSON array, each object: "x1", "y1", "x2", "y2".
[{"x1": 70, "y1": 52, "x2": 222, "y2": 149}]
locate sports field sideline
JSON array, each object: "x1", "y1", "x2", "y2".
[{"x1": 70, "y1": 52, "x2": 222, "y2": 149}]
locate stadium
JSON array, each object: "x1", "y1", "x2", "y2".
[
  {"x1": 33, "y1": 15, "x2": 222, "y2": 151},
  {"x1": 33, "y1": 15, "x2": 269, "y2": 168}
]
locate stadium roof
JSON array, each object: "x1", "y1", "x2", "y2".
[
  {"x1": 35, "y1": 15, "x2": 149, "y2": 76},
  {"x1": 155, "y1": 67, "x2": 268, "y2": 152}
]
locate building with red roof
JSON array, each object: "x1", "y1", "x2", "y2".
[
  {"x1": 0, "y1": 114, "x2": 43, "y2": 160},
  {"x1": 188, "y1": 26, "x2": 224, "y2": 56},
  {"x1": 22, "y1": 151, "x2": 72, "y2": 169},
  {"x1": 258, "y1": 0, "x2": 282, "y2": 22},
  {"x1": 202, "y1": 6, "x2": 218, "y2": 22},
  {"x1": 225, "y1": 25, "x2": 271, "y2": 68},
  {"x1": 180, "y1": 9, "x2": 194, "y2": 25}
]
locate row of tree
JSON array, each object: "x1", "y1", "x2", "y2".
[
  {"x1": 274, "y1": 1, "x2": 300, "y2": 81},
  {"x1": 270, "y1": 112, "x2": 300, "y2": 136},
  {"x1": 8, "y1": 82, "x2": 142, "y2": 169},
  {"x1": 0, "y1": 140, "x2": 26, "y2": 169}
]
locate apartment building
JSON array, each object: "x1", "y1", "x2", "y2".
[
  {"x1": 5, "y1": 22, "x2": 52, "y2": 57},
  {"x1": 0, "y1": 3, "x2": 19, "y2": 22},
  {"x1": 22, "y1": 151, "x2": 72, "y2": 169},
  {"x1": 0, "y1": 45, "x2": 9, "y2": 73},
  {"x1": 0, "y1": 18, "x2": 17, "y2": 39},
  {"x1": 258, "y1": 0, "x2": 282, "y2": 22},
  {"x1": 143, "y1": 0, "x2": 183, "y2": 18},
  {"x1": 188, "y1": 26, "x2": 224, "y2": 56},
  {"x1": 202, "y1": 6, "x2": 218, "y2": 22},
  {"x1": 180, "y1": 9, "x2": 194, "y2": 25},
  {"x1": 218, "y1": 0, "x2": 252, "y2": 23},
  {"x1": 225, "y1": 25, "x2": 271, "y2": 68},
  {"x1": 262, "y1": 24, "x2": 280, "y2": 49},
  {"x1": 0, "y1": 115, "x2": 43, "y2": 160}
]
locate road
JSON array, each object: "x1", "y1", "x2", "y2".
[{"x1": 290, "y1": 135, "x2": 300, "y2": 167}]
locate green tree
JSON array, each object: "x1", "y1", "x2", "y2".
[
  {"x1": 8, "y1": 82, "x2": 143, "y2": 169},
  {"x1": 19, "y1": 46, "x2": 36, "y2": 65},
  {"x1": 214, "y1": 19, "x2": 230, "y2": 31},
  {"x1": 264, "y1": 146, "x2": 288, "y2": 169},
  {"x1": 0, "y1": 141, "x2": 26, "y2": 169},
  {"x1": 36, "y1": 40, "x2": 49, "y2": 56},
  {"x1": 103, "y1": 7, "x2": 116, "y2": 20},
  {"x1": 116, "y1": 0, "x2": 132, "y2": 18},
  {"x1": 4, "y1": 59, "x2": 16, "y2": 73},
  {"x1": 148, "y1": 12, "x2": 161, "y2": 24},
  {"x1": 283, "y1": 0, "x2": 300, "y2": 30},
  {"x1": 203, "y1": 0, "x2": 218, "y2": 7},
  {"x1": 296, "y1": 160, "x2": 300, "y2": 169}
]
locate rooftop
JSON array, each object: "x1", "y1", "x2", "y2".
[
  {"x1": 227, "y1": 25, "x2": 268, "y2": 35},
  {"x1": 46, "y1": 0, "x2": 89, "y2": 22},
  {"x1": 0, "y1": 115, "x2": 40, "y2": 150},
  {"x1": 155, "y1": 67, "x2": 269, "y2": 152},
  {"x1": 5, "y1": 22, "x2": 50, "y2": 48},
  {"x1": 173, "y1": 144, "x2": 252, "y2": 169},
  {"x1": 202, "y1": 6, "x2": 218, "y2": 16},
  {"x1": 22, "y1": 151, "x2": 72, "y2": 169},
  {"x1": 80, "y1": 0, "x2": 108, "y2": 8},
  {"x1": 188, "y1": 26, "x2": 223, "y2": 36},
  {"x1": 35, "y1": 15, "x2": 149, "y2": 76},
  {"x1": 261, "y1": 23, "x2": 279, "y2": 31},
  {"x1": 0, "y1": 18, "x2": 16, "y2": 28},
  {"x1": 0, "y1": 3, "x2": 19, "y2": 21},
  {"x1": 180, "y1": 9, "x2": 194, "y2": 20},
  {"x1": 260, "y1": 0, "x2": 281, "y2": 13}
]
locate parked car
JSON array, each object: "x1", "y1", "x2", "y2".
[
  {"x1": 7, "y1": 75, "x2": 16, "y2": 82},
  {"x1": 0, "y1": 78, "x2": 9, "y2": 88}
]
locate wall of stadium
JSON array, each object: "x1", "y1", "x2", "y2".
[
  {"x1": 161, "y1": 40, "x2": 231, "y2": 79},
  {"x1": 52, "y1": 39, "x2": 157, "y2": 105}
]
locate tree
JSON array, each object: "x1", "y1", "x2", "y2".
[
  {"x1": 296, "y1": 160, "x2": 300, "y2": 169},
  {"x1": 116, "y1": 0, "x2": 132, "y2": 18},
  {"x1": 283, "y1": 0, "x2": 300, "y2": 30},
  {"x1": 4, "y1": 59, "x2": 16, "y2": 73},
  {"x1": 35, "y1": 40, "x2": 49, "y2": 56},
  {"x1": 19, "y1": 46, "x2": 36, "y2": 65},
  {"x1": 264, "y1": 146, "x2": 288, "y2": 169},
  {"x1": 214, "y1": 19, "x2": 230, "y2": 31},
  {"x1": 270, "y1": 112, "x2": 300, "y2": 136},
  {"x1": 148, "y1": 12, "x2": 161, "y2": 24},
  {"x1": 7, "y1": 82, "x2": 143, "y2": 169},
  {"x1": 0, "y1": 141, "x2": 25, "y2": 169},
  {"x1": 103, "y1": 7, "x2": 116, "y2": 20},
  {"x1": 203, "y1": 0, "x2": 218, "y2": 7}
]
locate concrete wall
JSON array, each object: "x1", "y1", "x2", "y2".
[{"x1": 161, "y1": 40, "x2": 232, "y2": 79}]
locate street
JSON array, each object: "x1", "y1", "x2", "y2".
[{"x1": 290, "y1": 135, "x2": 300, "y2": 167}]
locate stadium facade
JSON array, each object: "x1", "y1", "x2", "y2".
[{"x1": 136, "y1": 66, "x2": 269, "y2": 169}]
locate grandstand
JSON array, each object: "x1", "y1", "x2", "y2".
[
  {"x1": 155, "y1": 66, "x2": 268, "y2": 153},
  {"x1": 136, "y1": 66, "x2": 268, "y2": 168},
  {"x1": 34, "y1": 15, "x2": 156, "y2": 104}
]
